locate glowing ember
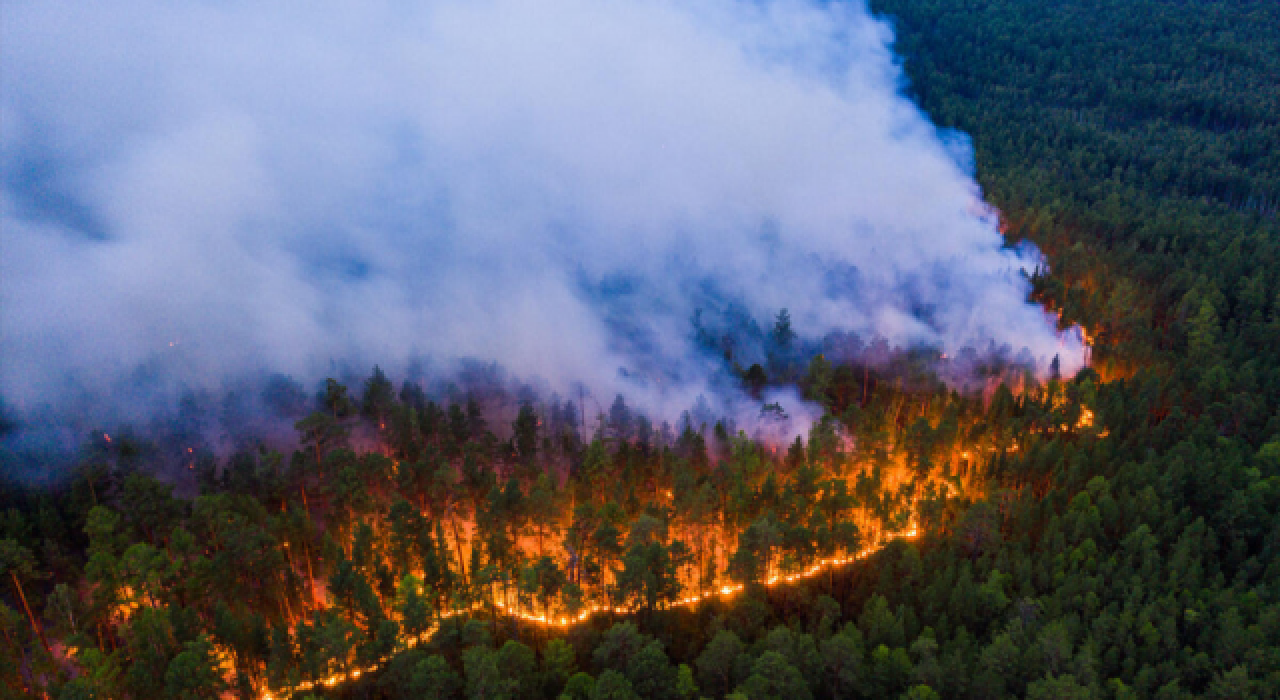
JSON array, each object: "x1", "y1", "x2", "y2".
[
  {"x1": 1077, "y1": 406, "x2": 1095, "y2": 429},
  {"x1": 258, "y1": 525, "x2": 920, "y2": 699}
]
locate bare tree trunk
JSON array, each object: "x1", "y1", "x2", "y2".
[
  {"x1": 449, "y1": 509, "x2": 469, "y2": 586},
  {"x1": 1, "y1": 622, "x2": 27, "y2": 686},
  {"x1": 302, "y1": 537, "x2": 320, "y2": 609},
  {"x1": 11, "y1": 572, "x2": 51, "y2": 656},
  {"x1": 296, "y1": 487, "x2": 322, "y2": 610},
  {"x1": 278, "y1": 569, "x2": 296, "y2": 625}
]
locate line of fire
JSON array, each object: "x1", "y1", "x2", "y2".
[{"x1": 39, "y1": 333, "x2": 1106, "y2": 700}]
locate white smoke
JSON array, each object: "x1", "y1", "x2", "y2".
[{"x1": 0, "y1": 0, "x2": 1083, "y2": 437}]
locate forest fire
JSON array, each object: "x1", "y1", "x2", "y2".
[
  {"x1": 37, "y1": 365, "x2": 1110, "y2": 700},
  {"x1": 262, "y1": 524, "x2": 921, "y2": 699},
  {"x1": 4, "y1": 0, "x2": 1272, "y2": 694},
  {"x1": 1078, "y1": 406, "x2": 1094, "y2": 428}
]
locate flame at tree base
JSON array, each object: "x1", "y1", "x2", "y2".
[{"x1": 261, "y1": 525, "x2": 920, "y2": 700}]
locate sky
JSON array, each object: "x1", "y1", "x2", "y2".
[{"x1": 0, "y1": 0, "x2": 1084, "y2": 445}]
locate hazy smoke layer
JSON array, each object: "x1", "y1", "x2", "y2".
[{"x1": 1, "y1": 0, "x2": 1083, "y2": 434}]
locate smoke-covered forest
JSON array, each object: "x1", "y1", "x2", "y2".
[{"x1": 3, "y1": 0, "x2": 1280, "y2": 698}]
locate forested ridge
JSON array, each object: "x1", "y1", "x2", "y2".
[{"x1": 3, "y1": 0, "x2": 1280, "y2": 698}]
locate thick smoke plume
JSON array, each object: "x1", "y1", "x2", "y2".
[{"x1": 1, "y1": 0, "x2": 1083, "y2": 461}]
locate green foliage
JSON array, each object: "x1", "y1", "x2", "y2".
[
  {"x1": 736, "y1": 651, "x2": 812, "y2": 700},
  {"x1": 696, "y1": 629, "x2": 746, "y2": 698},
  {"x1": 675, "y1": 664, "x2": 698, "y2": 700},
  {"x1": 409, "y1": 655, "x2": 462, "y2": 700},
  {"x1": 5, "y1": 4, "x2": 1280, "y2": 697},
  {"x1": 589, "y1": 670, "x2": 639, "y2": 700},
  {"x1": 163, "y1": 635, "x2": 227, "y2": 700},
  {"x1": 560, "y1": 672, "x2": 595, "y2": 700}
]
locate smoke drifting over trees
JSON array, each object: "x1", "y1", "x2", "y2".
[{"x1": 0, "y1": 0, "x2": 1082, "y2": 449}]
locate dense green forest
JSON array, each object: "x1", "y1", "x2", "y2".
[{"x1": 3, "y1": 0, "x2": 1280, "y2": 698}]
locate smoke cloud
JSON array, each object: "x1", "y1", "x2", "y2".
[{"x1": 1, "y1": 0, "x2": 1083, "y2": 453}]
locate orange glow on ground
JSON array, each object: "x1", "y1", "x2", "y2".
[{"x1": 262, "y1": 525, "x2": 920, "y2": 699}]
